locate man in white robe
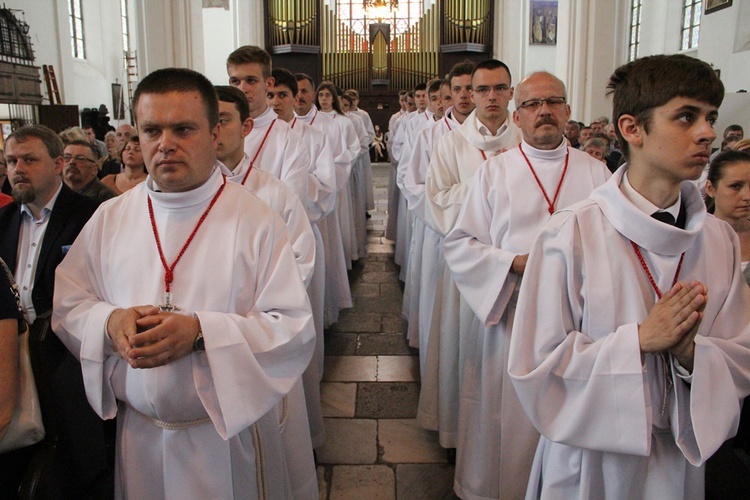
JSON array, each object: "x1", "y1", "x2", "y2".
[
  {"x1": 346, "y1": 89, "x2": 376, "y2": 211},
  {"x1": 52, "y1": 68, "x2": 316, "y2": 499},
  {"x1": 509, "y1": 54, "x2": 750, "y2": 499},
  {"x1": 422, "y1": 60, "x2": 522, "y2": 451},
  {"x1": 385, "y1": 91, "x2": 408, "y2": 242},
  {"x1": 214, "y1": 85, "x2": 324, "y2": 477},
  {"x1": 341, "y1": 94, "x2": 371, "y2": 260},
  {"x1": 226, "y1": 46, "x2": 310, "y2": 207},
  {"x1": 294, "y1": 73, "x2": 353, "y2": 325},
  {"x1": 402, "y1": 61, "x2": 474, "y2": 357},
  {"x1": 444, "y1": 71, "x2": 610, "y2": 500}
]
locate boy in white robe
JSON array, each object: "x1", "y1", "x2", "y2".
[
  {"x1": 444, "y1": 72, "x2": 610, "y2": 500},
  {"x1": 422, "y1": 60, "x2": 522, "y2": 452},
  {"x1": 52, "y1": 68, "x2": 316, "y2": 499},
  {"x1": 509, "y1": 54, "x2": 750, "y2": 499}
]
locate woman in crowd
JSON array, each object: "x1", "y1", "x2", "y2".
[
  {"x1": 0, "y1": 257, "x2": 21, "y2": 443},
  {"x1": 372, "y1": 124, "x2": 386, "y2": 161},
  {"x1": 101, "y1": 135, "x2": 147, "y2": 195}
]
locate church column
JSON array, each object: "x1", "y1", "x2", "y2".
[{"x1": 134, "y1": 0, "x2": 205, "y2": 75}]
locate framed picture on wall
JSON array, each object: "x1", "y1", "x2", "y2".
[
  {"x1": 530, "y1": 1, "x2": 558, "y2": 45},
  {"x1": 706, "y1": 0, "x2": 732, "y2": 15}
]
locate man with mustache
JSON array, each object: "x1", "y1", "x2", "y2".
[
  {"x1": 443, "y1": 71, "x2": 610, "y2": 499},
  {"x1": 422, "y1": 59, "x2": 521, "y2": 464},
  {"x1": 509, "y1": 54, "x2": 750, "y2": 499},
  {"x1": 0, "y1": 125, "x2": 108, "y2": 497},
  {"x1": 62, "y1": 140, "x2": 116, "y2": 201}
]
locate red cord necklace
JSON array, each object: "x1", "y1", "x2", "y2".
[
  {"x1": 241, "y1": 119, "x2": 276, "y2": 185},
  {"x1": 630, "y1": 242, "x2": 685, "y2": 299},
  {"x1": 290, "y1": 117, "x2": 297, "y2": 129},
  {"x1": 148, "y1": 175, "x2": 227, "y2": 312},
  {"x1": 519, "y1": 143, "x2": 570, "y2": 215},
  {"x1": 444, "y1": 117, "x2": 452, "y2": 131},
  {"x1": 479, "y1": 148, "x2": 506, "y2": 161}
]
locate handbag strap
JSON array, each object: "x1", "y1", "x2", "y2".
[{"x1": 0, "y1": 257, "x2": 26, "y2": 330}]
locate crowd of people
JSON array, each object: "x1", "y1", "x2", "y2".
[{"x1": 0, "y1": 44, "x2": 749, "y2": 499}]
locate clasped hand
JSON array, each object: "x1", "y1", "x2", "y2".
[
  {"x1": 638, "y1": 281, "x2": 708, "y2": 372},
  {"x1": 106, "y1": 306, "x2": 201, "y2": 369}
]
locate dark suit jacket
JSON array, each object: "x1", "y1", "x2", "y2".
[{"x1": 0, "y1": 183, "x2": 112, "y2": 498}]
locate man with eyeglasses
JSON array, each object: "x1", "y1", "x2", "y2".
[
  {"x1": 421, "y1": 59, "x2": 522, "y2": 470},
  {"x1": 442, "y1": 71, "x2": 610, "y2": 499},
  {"x1": 62, "y1": 140, "x2": 116, "y2": 201}
]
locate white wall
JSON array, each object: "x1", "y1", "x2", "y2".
[{"x1": 5, "y1": 0, "x2": 128, "y2": 124}]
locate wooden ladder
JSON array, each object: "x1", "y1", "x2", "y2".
[{"x1": 43, "y1": 65, "x2": 62, "y2": 105}]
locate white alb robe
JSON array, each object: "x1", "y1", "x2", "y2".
[
  {"x1": 443, "y1": 141, "x2": 610, "y2": 500},
  {"x1": 347, "y1": 111, "x2": 371, "y2": 259},
  {"x1": 509, "y1": 167, "x2": 750, "y2": 499},
  {"x1": 244, "y1": 106, "x2": 310, "y2": 209},
  {"x1": 52, "y1": 167, "x2": 316, "y2": 499},
  {"x1": 295, "y1": 107, "x2": 353, "y2": 324},
  {"x1": 225, "y1": 157, "x2": 325, "y2": 455},
  {"x1": 352, "y1": 107, "x2": 376, "y2": 208},
  {"x1": 385, "y1": 111, "x2": 406, "y2": 242},
  {"x1": 419, "y1": 110, "x2": 521, "y2": 447}
]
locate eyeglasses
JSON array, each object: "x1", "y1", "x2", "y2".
[
  {"x1": 473, "y1": 85, "x2": 511, "y2": 97},
  {"x1": 63, "y1": 154, "x2": 96, "y2": 164},
  {"x1": 518, "y1": 97, "x2": 567, "y2": 110}
]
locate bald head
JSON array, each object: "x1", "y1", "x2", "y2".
[{"x1": 512, "y1": 72, "x2": 571, "y2": 150}]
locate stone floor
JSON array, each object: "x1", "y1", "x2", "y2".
[{"x1": 316, "y1": 163, "x2": 458, "y2": 499}]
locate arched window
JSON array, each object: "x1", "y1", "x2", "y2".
[
  {"x1": 0, "y1": 9, "x2": 33, "y2": 61},
  {"x1": 628, "y1": 0, "x2": 642, "y2": 61},
  {"x1": 337, "y1": 1, "x2": 423, "y2": 37}
]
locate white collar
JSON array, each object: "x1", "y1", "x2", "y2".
[
  {"x1": 294, "y1": 106, "x2": 317, "y2": 123},
  {"x1": 476, "y1": 115, "x2": 509, "y2": 138},
  {"x1": 252, "y1": 106, "x2": 277, "y2": 129},
  {"x1": 146, "y1": 163, "x2": 224, "y2": 210}
]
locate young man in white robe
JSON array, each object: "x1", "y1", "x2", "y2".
[
  {"x1": 385, "y1": 91, "x2": 408, "y2": 242},
  {"x1": 402, "y1": 62, "x2": 474, "y2": 356},
  {"x1": 346, "y1": 89, "x2": 376, "y2": 212},
  {"x1": 509, "y1": 54, "x2": 750, "y2": 499},
  {"x1": 399, "y1": 78, "x2": 447, "y2": 348},
  {"x1": 226, "y1": 46, "x2": 310, "y2": 209},
  {"x1": 422, "y1": 59, "x2": 522, "y2": 453},
  {"x1": 214, "y1": 85, "x2": 325, "y2": 478},
  {"x1": 341, "y1": 93, "x2": 371, "y2": 260},
  {"x1": 443, "y1": 71, "x2": 610, "y2": 500},
  {"x1": 52, "y1": 68, "x2": 316, "y2": 499},
  {"x1": 294, "y1": 73, "x2": 353, "y2": 325}
]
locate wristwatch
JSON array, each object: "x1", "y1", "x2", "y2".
[{"x1": 193, "y1": 329, "x2": 205, "y2": 352}]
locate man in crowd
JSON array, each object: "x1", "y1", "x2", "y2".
[
  {"x1": 62, "y1": 140, "x2": 116, "y2": 201},
  {"x1": 83, "y1": 124, "x2": 108, "y2": 159},
  {"x1": 564, "y1": 119, "x2": 581, "y2": 148},
  {"x1": 509, "y1": 53, "x2": 750, "y2": 499},
  {"x1": 444, "y1": 71, "x2": 609, "y2": 499},
  {"x1": 423, "y1": 59, "x2": 522, "y2": 460},
  {"x1": 52, "y1": 67, "x2": 315, "y2": 498},
  {"x1": 0, "y1": 125, "x2": 109, "y2": 497}
]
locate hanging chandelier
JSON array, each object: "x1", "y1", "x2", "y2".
[{"x1": 363, "y1": 0, "x2": 398, "y2": 22}]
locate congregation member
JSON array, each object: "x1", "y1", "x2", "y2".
[
  {"x1": 226, "y1": 45, "x2": 310, "y2": 207},
  {"x1": 578, "y1": 124, "x2": 593, "y2": 147},
  {"x1": 294, "y1": 72, "x2": 353, "y2": 325},
  {"x1": 509, "y1": 54, "x2": 750, "y2": 499},
  {"x1": 52, "y1": 68, "x2": 315, "y2": 499},
  {"x1": 0, "y1": 125, "x2": 109, "y2": 498},
  {"x1": 564, "y1": 119, "x2": 581, "y2": 148},
  {"x1": 423, "y1": 59, "x2": 522, "y2": 455},
  {"x1": 62, "y1": 140, "x2": 116, "y2": 201},
  {"x1": 101, "y1": 135, "x2": 148, "y2": 195},
  {"x1": 444, "y1": 71, "x2": 610, "y2": 499},
  {"x1": 401, "y1": 61, "x2": 475, "y2": 358},
  {"x1": 83, "y1": 124, "x2": 108, "y2": 159}
]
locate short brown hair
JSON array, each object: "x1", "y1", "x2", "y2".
[
  {"x1": 607, "y1": 54, "x2": 724, "y2": 159},
  {"x1": 7, "y1": 125, "x2": 64, "y2": 159},
  {"x1": 226, "y1": 45, "x2": 272, "y2": 78}
]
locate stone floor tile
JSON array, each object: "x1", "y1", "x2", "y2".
[
  {"x1": 324, "y1": 332, "x2": 358, "y2": 356},
  {"x1": 316, "y1": 419, "x2": 378, "y2": 464},
  {"x1": 353, "y1": 294, "x2": 402, "y2": 314},
  {"x1": 317, "y1": 466, "x2": 328, "y2": 500},
  {"x1": 330, "y1": 465, "x2": 395, "y2": 500},
  {"x1": 321, "y1": 382, "x2": 357, "y2": 418},
  {"x1": 368, "y1": 243, "x2": 397, "y2": 254},
  {"x1": 323, "y1": 356, "x2": 377, "y2": 382},
  {"x1": 329, "y1": 312, "x2": 381, "y2": 333},
  {"x1": 379, "y1": 420, "x2": 447, "y2": 464},
  {"x1": 351, "y1": 281, "x2": 380, "y2": 298},
  {"x1": 370, "y1": 230, "x2": 385, "y2": 237},
  {"x1": 380, "y1": 282, "x2": 403, "y2": 301},
  {"x1": 396, "y1": 464, "x2": 458, "y2": 500},
  {"x1": 377, "y1": 356, "x2": 420, "y2": 382},
  {"x1": 365, "y1": 253, "x2": 394, "y2": 262},
  {"x1": 363, "y1": 261, "x2": 387, "y2": 273},
  {"x1": 355, "y1": 382, "x2": 419, "y2": 419},
  {"x1": 362, "y1": 271, "x2": 400, "y2": 283},
  {"x1": 357, "y1": 334, "x2": 415, "y2": 356},
  {"x1": 381, "y1": 314, "x2": 408, "y2": 333}
]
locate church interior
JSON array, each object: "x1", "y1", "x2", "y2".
[{"x1": 1, "y1": 0, "x2": 750, "y2": 498}]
